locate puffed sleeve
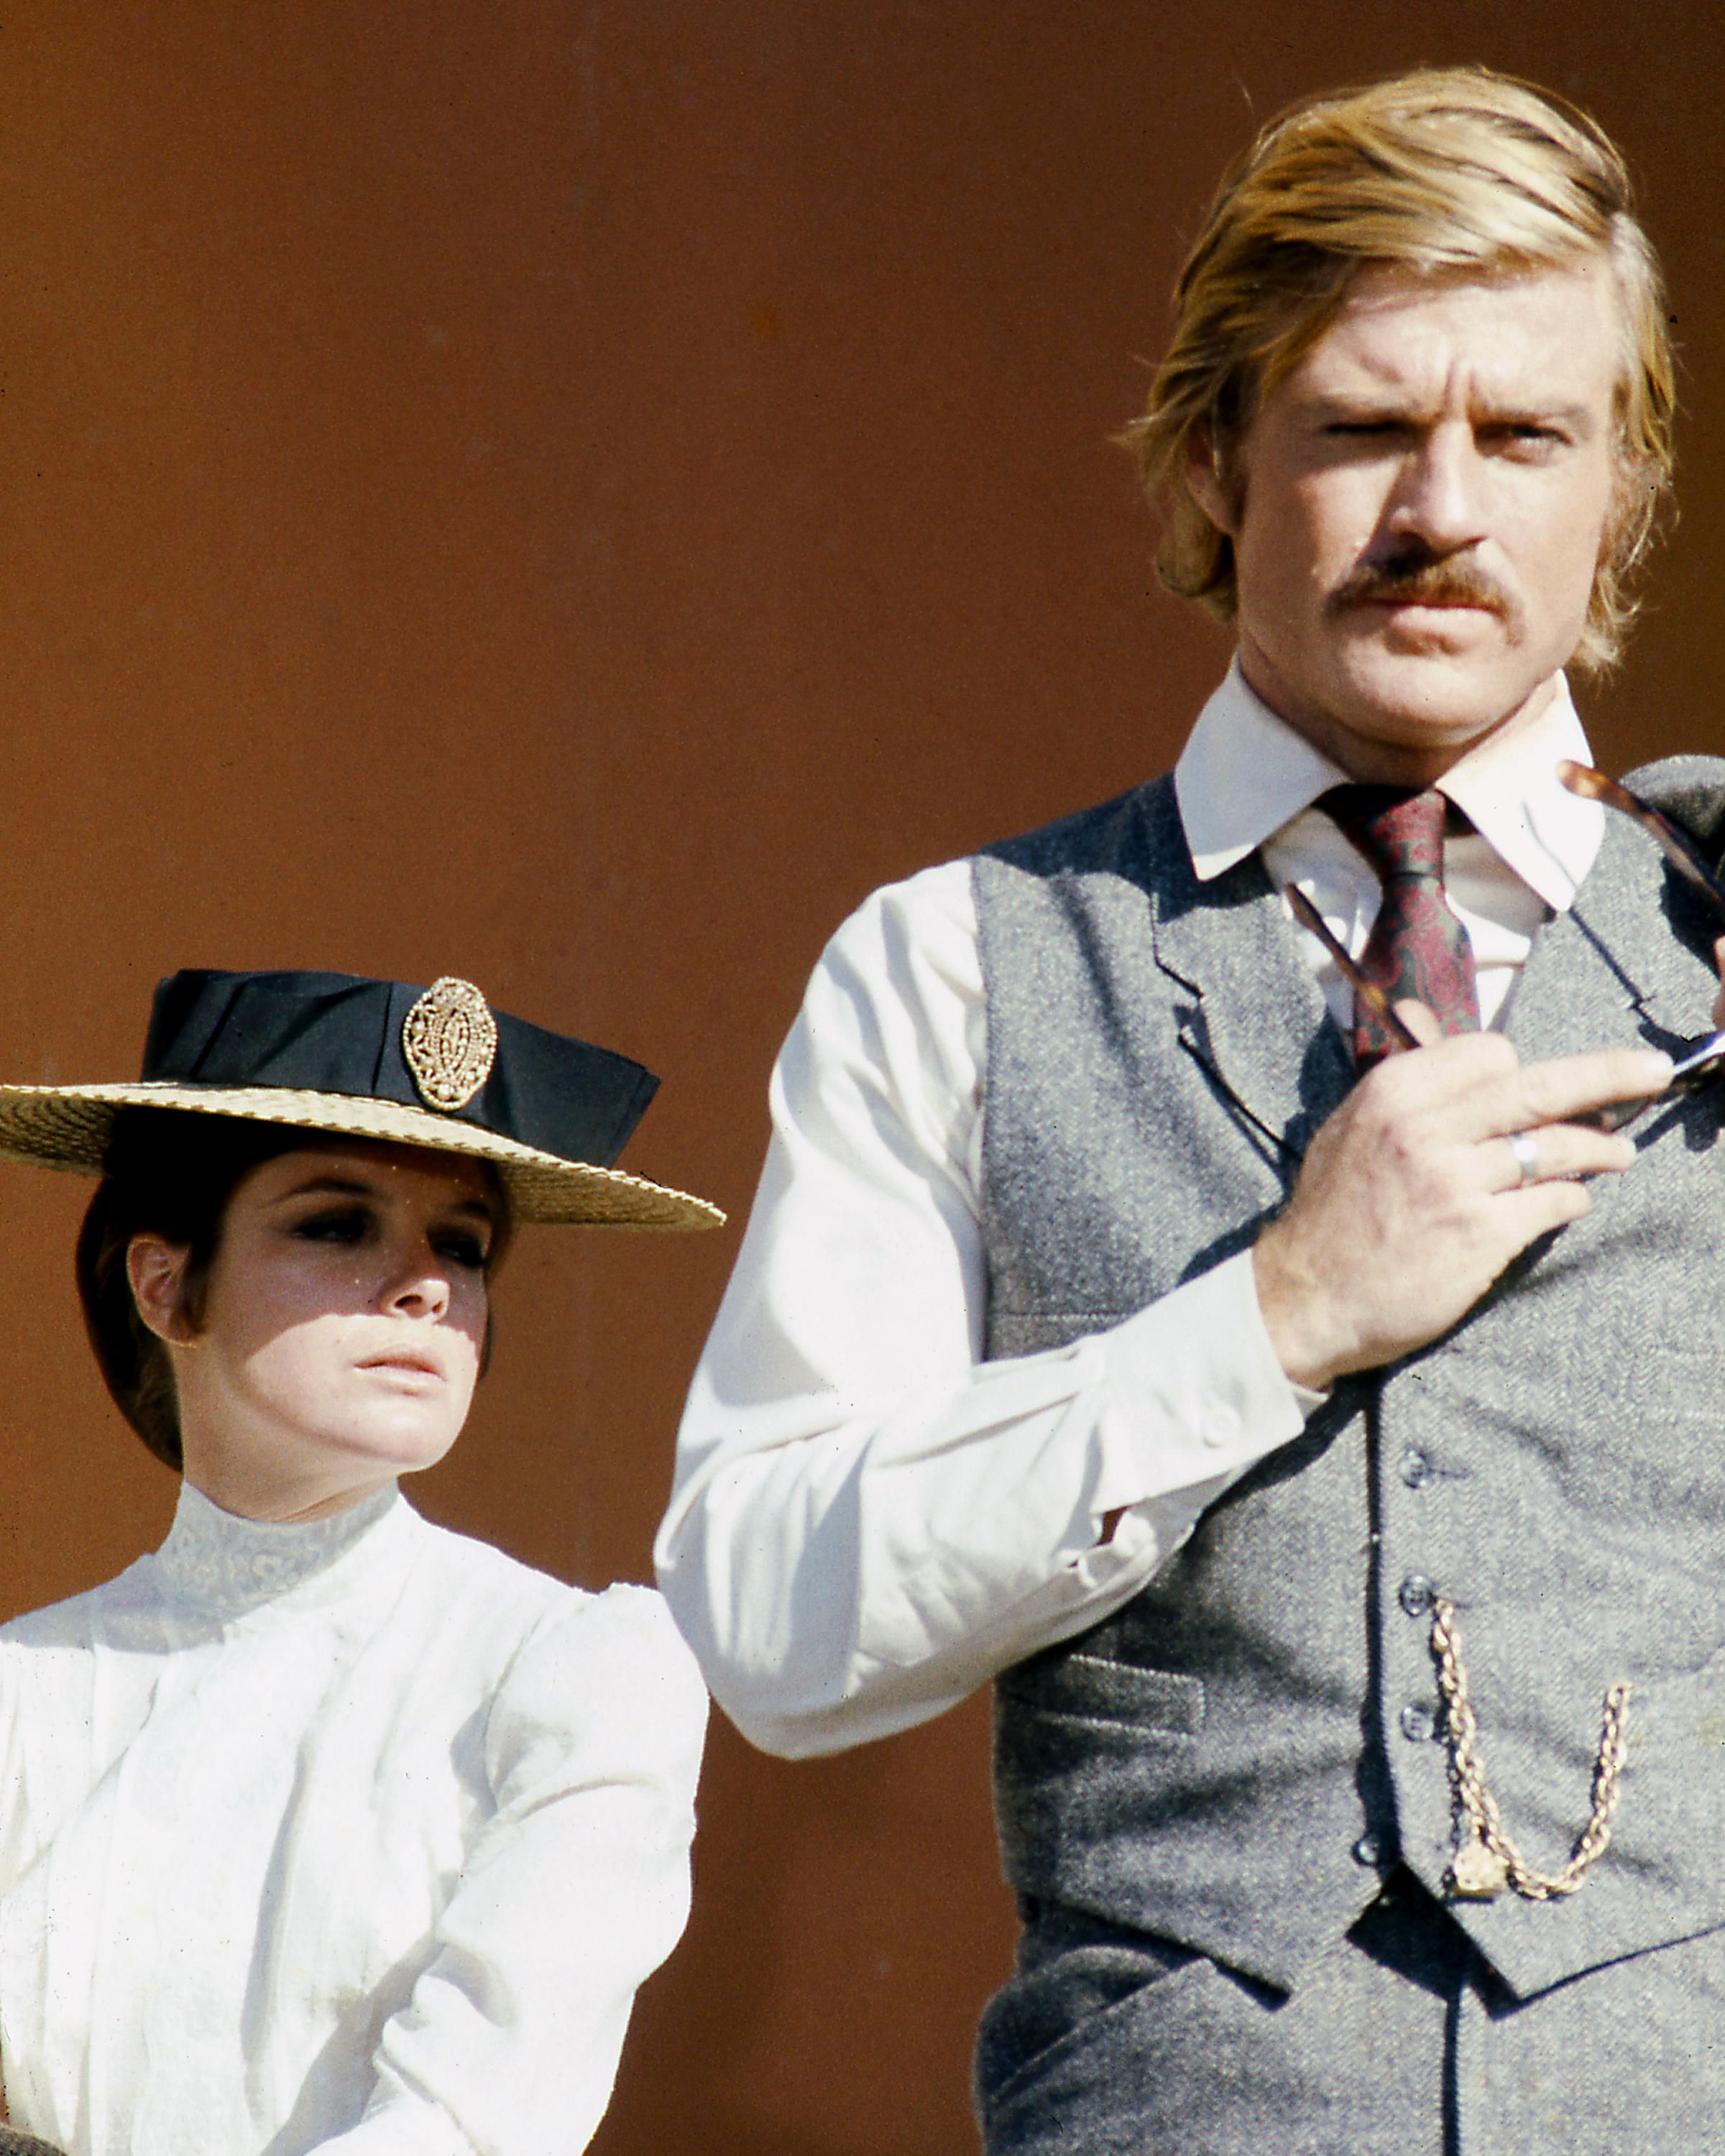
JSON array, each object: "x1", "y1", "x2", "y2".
[{"x1": 314, "y1": 1584, "x2": 708, "y2": 2156}]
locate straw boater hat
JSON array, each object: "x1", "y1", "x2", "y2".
[{"x1": 0, "y1": 969, "x2": 722, "y2": 1230}]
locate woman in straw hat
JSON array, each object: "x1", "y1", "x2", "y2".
[{"x1": 0, "y1": 968, "x2": 720, "y2": 2156}]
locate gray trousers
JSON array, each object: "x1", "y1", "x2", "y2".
[{"x1": 976, "y1": 1875, "x2": 1725, "y2": 2154}]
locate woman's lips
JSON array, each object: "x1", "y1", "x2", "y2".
[{"x1": 356, "y1": 1350, "x2": 445, "y2": 1386}]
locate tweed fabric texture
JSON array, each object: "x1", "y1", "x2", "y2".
[
  {"x1": 976, "y1": 1876, "x2": 1465, "y2": 2154},
  {"x1": 972, "y1": 757, "x2": 1725, "y2": 2148},
  {"x1": 976, "y1": 1876, "x2": 1725, "y2": 2154}
]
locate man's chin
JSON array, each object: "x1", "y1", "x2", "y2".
[
  {"x1": 1238, "y1": 630, "x2": 1564, "y2": 777},
  {"x1": 1322, "y1": 643, "x2": 1551, "y2": 751}
]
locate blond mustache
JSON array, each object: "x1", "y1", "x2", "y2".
[{"x1": 1328, "y1": 558, "x2": 1514, "y2": 619}]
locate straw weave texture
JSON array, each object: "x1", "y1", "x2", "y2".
[{"x1": 0, "y1": 1083, "x2": 722, "y2": 1230}]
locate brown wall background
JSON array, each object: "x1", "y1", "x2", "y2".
[{"x1": 0, "y1": 5, "x2": 1718, "y2": 2152}]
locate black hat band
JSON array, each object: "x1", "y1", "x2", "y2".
[{"x1": 142, "y1": 969, "x2": 658, "y2": 1171}]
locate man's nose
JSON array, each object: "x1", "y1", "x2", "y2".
[{"x1": 1384, "y1": 423, "x2": 1488, "y2": 554}]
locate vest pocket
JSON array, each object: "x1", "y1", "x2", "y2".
[
  {"x1": 975, "y1": 1912, "x2": 1205, "y2": 2124},
  {"x1": 998, "y1": 1651, "x2": 1206, "y2": 1738}
]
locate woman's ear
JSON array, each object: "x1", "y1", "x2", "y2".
[
  {"x1": 126, "y1": 1235, "x2": 196, "y2": 1346},
  {"x1": 1184, "y1": 423, "x2": 1238, "y2": 536}
]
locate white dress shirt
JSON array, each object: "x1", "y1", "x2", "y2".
[
  {"x1": 0, "y1": 1481, "x2": 708, "y2": 2156},
  {"x1": 656, "y1": 666, "x2": 1604, "y2": 1758}
]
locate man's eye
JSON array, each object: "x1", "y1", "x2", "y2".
[{"x1": 1490, "y1": 423, "x2": 1564, "y2": 451}]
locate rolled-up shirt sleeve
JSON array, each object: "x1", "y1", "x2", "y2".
[
  {"x1": 656, "y1": 862, "x2": 1313, "y2": 1759},
  {"x1": 315, "y1": 1587, "x2": 708, "y2": 2156}
]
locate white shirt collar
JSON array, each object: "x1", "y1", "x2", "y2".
[{"x1": 1173, "y1": 658, "x2": 1605, "y2": 913}]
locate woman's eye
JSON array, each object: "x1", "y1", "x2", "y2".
[
  {"x1": 290, "y1": 1207, "x2": 372, "y2": 1246},
  {"x1": 433, "y1": 1230, "x2": 490, "y2": 1272}
]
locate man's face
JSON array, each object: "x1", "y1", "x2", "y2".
[{"x1": 1187, "y1": 260, "x2": 1625, "y2": 783}]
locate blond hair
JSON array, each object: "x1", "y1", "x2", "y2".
[{"x1": 1123, "y1": 68, "x2": 1674, "y2": 674}]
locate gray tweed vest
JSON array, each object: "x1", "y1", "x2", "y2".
[{"x1": 975, "y1": 757, "x2": 1725, "y2": 2012}]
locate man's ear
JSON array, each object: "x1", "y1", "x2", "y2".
[
  {"x1": 126, "y1": 1235, "x2": 197, "y2": 1346},
  {"x1": 1184, "y1": 424, "x2": 1238, "y2": 536}
]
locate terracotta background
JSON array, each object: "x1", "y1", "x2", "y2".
[{"x1": 0, "y1": 5, "x2": 1716, "y2": 2152}]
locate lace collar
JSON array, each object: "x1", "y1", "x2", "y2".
[{"x1": 155, "y1": 1479, "x2": 403, "y2": 1616}]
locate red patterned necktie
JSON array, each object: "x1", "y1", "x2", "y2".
[{"x1": 1320, "y1": 786, "x2": 1481, "y2": 1067}]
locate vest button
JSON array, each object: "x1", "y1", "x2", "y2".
[
  {"x1": 1399, "y1": 1700, "x2": 1436, "y2": 1743},
  {"x1": 1399, "y1": 1574, "x2": 1436, "y2": 1617},
  {"x1": 1400, "y1": 1447, "x2": 1433, "y2": 1488},
  {"x1": 1351, "y1": 1832, "x2": 1384, "y2": 1869}
]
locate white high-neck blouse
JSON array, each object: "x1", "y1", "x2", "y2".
[{"x1": 0, "y1": 1482, "x2": 707, "y2": 2156}]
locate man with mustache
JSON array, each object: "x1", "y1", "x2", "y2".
[{"x1": 660, "y1": 68, "x2": 1725, "y2": 2151}]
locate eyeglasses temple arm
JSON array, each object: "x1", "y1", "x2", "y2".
[
  {"x1": 1284, "y1": 883, "x2": 1422, "y2": 1054},
  {"x1": 1558, "y1": 760, "x2": 1725, "y2": 930}
]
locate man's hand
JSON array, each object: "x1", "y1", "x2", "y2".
[{"x1": 1253, "y1": 1008, "x2": 1672, "y2": 1392}]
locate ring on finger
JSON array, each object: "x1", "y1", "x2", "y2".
[{"x1": 1506, "y1": 1130, "x2": 1540, "y2": 1187}]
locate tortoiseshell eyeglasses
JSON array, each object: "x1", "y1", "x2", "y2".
[{"x1": 1284, "y1": 760, "x2": 1725, "y2": 1131}]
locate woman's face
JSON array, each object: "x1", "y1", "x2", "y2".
[{"x1": 129, "y1": 1138, "x2": 502, "y2": 1522}]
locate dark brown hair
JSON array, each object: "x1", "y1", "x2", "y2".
[{"x1": 76, "y1": 1109, "x2": 509, "y2": 1470}]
